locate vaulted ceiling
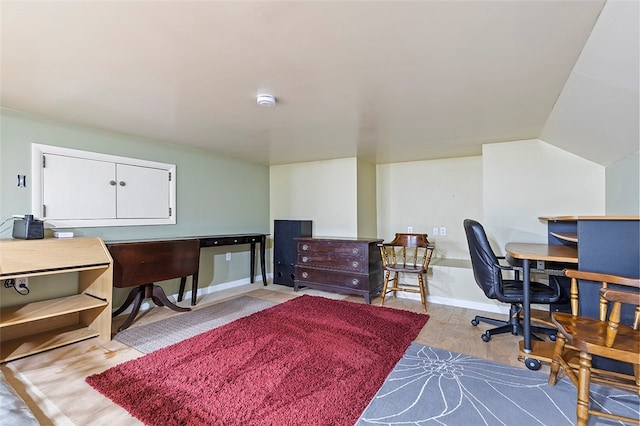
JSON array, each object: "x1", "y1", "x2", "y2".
[{"x1": 1, "y1": 1, "x2": 637, "y2": 166}]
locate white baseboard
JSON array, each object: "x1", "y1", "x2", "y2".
[
  {"x1": 389, "y1": 291, "x2": 510, "y2": 315},
  {"x1": 113, "y1": 273, "x2": 509, "y2": 316}
]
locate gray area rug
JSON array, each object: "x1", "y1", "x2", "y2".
[
  {"x1": 357, "y1": 342, "x2": 640, "y2": 426},
  {"x1": 114, "y1": 296, "x2": 277, "y2": 353}
]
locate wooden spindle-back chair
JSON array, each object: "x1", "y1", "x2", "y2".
[
  {"x1": 548, "y1": 269, "x2": 640, "y2": 426},
  {"x1": 378, "y1": 233, "x2": 434, "y2": 312}
]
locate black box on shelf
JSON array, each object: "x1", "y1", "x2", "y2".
[{"x1": 12, "y1": 215, "x2": 44, "y2": 240}]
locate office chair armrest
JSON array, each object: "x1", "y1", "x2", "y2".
[{"x1": 496, "y1": 259, "x2": 521, "y2": 280}]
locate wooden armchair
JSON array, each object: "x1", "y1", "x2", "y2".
[
  {"x1": 548, "y1": 269, "x2": 640, "y2": 426},
  {"x1": 378, "y1": 233, "x2": 434, "y2": 312}
]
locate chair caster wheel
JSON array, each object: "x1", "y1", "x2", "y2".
[
  {"x1": 549, "y1": 334, "x2": 557, "y2": 342},
  {"x1": 471, "y1": 319, "x2": 479, "y2": 326},
  {"x1": 481, "y1": 333, "x2": 491, "y2": 342},
  {"x1": 524, "y1": 357, "x2": 541, "y2": 370}
]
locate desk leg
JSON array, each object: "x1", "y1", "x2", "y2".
[
  {"x1": 522, "y1": 258, "x2": 532, "y2": 353},
  {"x1": 177, "y1": 276, "x2": 187, "y2": 302},
  {"x1": 190, "y1": 272, "x2": 199, "y2": 306},
  {"x1": 250, "y1": 242, "x2": 256, "y2": 283},
  {"x1": 260, "y1": 236, "x2": 267, "y2": 286}
]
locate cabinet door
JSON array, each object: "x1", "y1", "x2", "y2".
[
  {"x1": 43, "y1": 154, "x2": 116, "y2": 220},
  {"x1": 116, "y1": 164, "x2": 170, "y2": 219}
]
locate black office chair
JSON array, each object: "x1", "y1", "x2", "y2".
[{"x1": 463, "y1": 219, "x2": 561, "y2": 342}]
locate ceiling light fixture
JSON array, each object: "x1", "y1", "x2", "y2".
[{"x1": 256, "y1": 93, "x2": 276, "y2": 107}]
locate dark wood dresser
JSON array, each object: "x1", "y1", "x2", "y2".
[{"x1": 293, "y1": 237, "x2": 383, "y2": 303}]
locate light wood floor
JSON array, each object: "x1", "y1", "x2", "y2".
[{"x1": 1, "y1": 283, "x2": 552, "y2": 425}]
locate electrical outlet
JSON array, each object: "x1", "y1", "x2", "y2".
[
  {"x1": 440, "y1": 226, "x2": 447, "y2": 236},
  {"x1": 432, "y1": 227, "x2": 439, "y2": 236},
  {"x1": 16, "y1": 277, "x2": 28, "y2": 289},
  {"x1": 407, "y1": 226, "x2": 413, "y2": 233},
  {"x1": 225, "y1": 252, "x2": 232, "y2": 261}
]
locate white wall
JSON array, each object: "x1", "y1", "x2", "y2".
[
  {"x1": 606, "y1": 151, "x2": 640, "y2": 215},
  {"x1": 376, "y1": 156, "x2": 488, "y2": 307},
  {"x1": 376, "y1": 156, "x2": 483, "y2": 259},
  {"x1": 357, "y1": 159, "x2": 377, "y2": 238},
  {"x1": 269, "y1": 157, "x2": 358, "y2": 238},
  {"x1": 483, "y1": 139, "x2": 605, "y2": 253},
  {"x1": 268, "y1": 140, "x2": 607, "y2": 312}
]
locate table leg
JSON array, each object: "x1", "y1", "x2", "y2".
[
  {"x1": 117, "y1": 288, "x2": 144, "y2": 332},
  {"x1": 149, "y1": 284, "x2": 190, "y2": 312},
  {"x1": 190, "y1": 271, "x2": 198, "y2": 306},
  {"x1": 260, "y1": 236, "x2": 267, "y2": 286},
  {"x1": 250, "y1": 242, "x2": 256, "y2": 283},
  {"x1": 177, "y1": 276, "x2": 187, "y2": 302},
  {"x1": 112, "y1": 286, "x2": 141, "y2": 317},
  {"x1": 522, "y1": 258, "x2": 532, "y2": 353}
]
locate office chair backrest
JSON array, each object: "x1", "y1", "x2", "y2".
[{"x1": 463, "y1": 219, "x2": 503, "y2": 299}]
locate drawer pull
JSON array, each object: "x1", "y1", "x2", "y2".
[
  {"x1": 302, "y1": 256, "x2": 308, "y2": 263},
  {"x1": 302, "y1": 244, "x2": 309, "y2": 251},
  {"x1": 352, "y1": 261, "x2": 359, "y2": 268},
  {"x1": 352, "y1": 248, "x2": 359, "y2": 255},
  {"x1": 302, "y1": 272, "x2": 309, "y2": 279},
  {"x1": 351, "y1": 279, "x2": 359, "y2": 286}
]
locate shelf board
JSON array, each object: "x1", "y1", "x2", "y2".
[
  {"x1": 0, "y1": 237, "x2": 112, "y2": 277},
  {"x1": 549, "y1": 231, "x2": 578, "y2": 243},
  {"x1": 0, "y1": 294, "x2": 108, "y2": 327},
  {"x1": 0, "y1": 324, "x2": 99, "y2": 363}
]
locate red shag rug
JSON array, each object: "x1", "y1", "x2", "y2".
[{"x1": 86, "y1": 295, "x2": 428, "y2": 425}]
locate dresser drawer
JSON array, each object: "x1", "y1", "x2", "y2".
[
  {"x1": 297, "y1": 240, "x2": 366, "y2": 259},
  {"x1": 295, "y1": 266, "x2": 369, "y2": 291},
  {"x1": 297, "y1": 253, "x2": 366, "y2": 272}
]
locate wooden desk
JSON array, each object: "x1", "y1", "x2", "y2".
[
  {"x1": 107, "y1": 233, "x2": 268, "y2": 330},
  {"x1": 505, "y1": 243, "x2": 578, "y2": 364}
]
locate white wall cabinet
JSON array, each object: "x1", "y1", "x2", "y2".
[{"x1": 32, "y1": 144, "x2": 176, "y2": 227}]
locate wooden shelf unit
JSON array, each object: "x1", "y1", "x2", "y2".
[{"x1": 0, "y1": 237, "x2": 113, "y2": 363}]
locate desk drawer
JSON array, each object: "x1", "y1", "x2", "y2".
[{"x1": 200, "y1": 236, "x2": 259, "y2": 247}]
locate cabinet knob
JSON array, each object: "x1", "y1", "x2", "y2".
[
  {"x1": 351, "y1": 279, "x2": 359, "y2": 286},
  {"x1": 352, "y1": 261, "x2": 359, "y2": 268},
  {"x1": 109, "y1": 180, "x2": 116, "y2": 186},
  {"x1": 352, "y1": 248, "x2": 359, "y2": 255},
  {"x1": 302, "y1": 244, "x2": 309, "y2": 251},
  {"x1": 302, "y1": 272, "x2": 308, "y2": 278},
  {"x1": 302, "y1": 256, "x2": 308, "y2": 263},
  {"x1": 119, "y1": 181, "x2": 126, "y2": 186}
]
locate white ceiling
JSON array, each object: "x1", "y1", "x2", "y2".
[{"x1": 1, "y1": 1, "x2": 637, "y2": 166}]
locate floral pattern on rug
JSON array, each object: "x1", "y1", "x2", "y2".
[{"x1": 357, "y1": 343, "x2": 640, "y2": 425}]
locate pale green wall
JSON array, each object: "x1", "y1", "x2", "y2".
[
  {"x1": 606, "y1": 151, "x2": 640, "y2": 215},
  {"x1": 0, "y1": 109, "x2": 269, "y2": 307}
]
